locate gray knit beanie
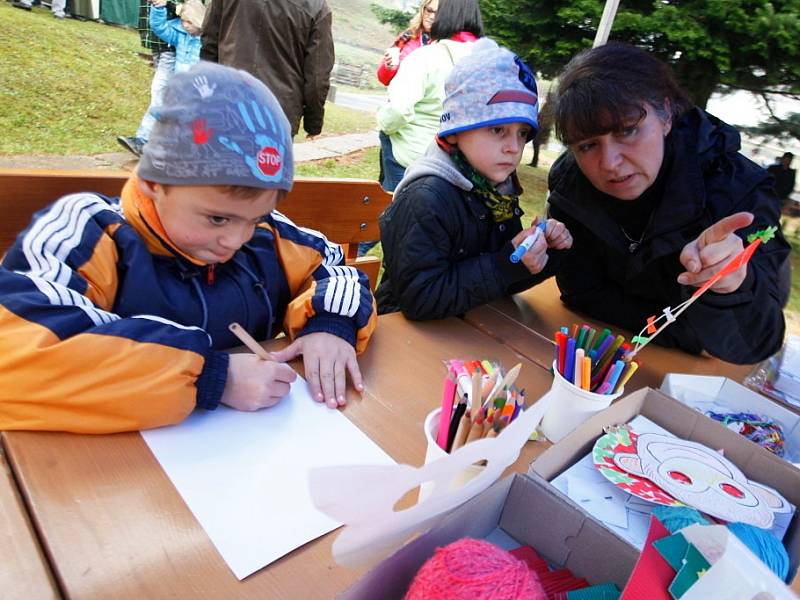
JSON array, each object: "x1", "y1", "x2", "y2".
[
  {"x1": 439, "y1": 38, "x2": 539, "y2": 141},
  {"x1": 138, "y1": 61, "x2": 294, "y2": 191}
]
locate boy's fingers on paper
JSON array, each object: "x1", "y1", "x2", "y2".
[
  {"x1": 271, "y1": 361, "x2": 298, "y2": 383},
  {"x1": 696, "y1": 212, "x2": 753, "y2": 250},
  {"x1": 318, "y1": 361, "x2": 337, "y2": 409},
  {"x1": 346, "y1": 353, "x2": 365, "y2": 397}
]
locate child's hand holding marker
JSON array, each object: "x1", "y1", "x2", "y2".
[
  {"x1": 553, "y1": 323, "x2": 639, "y2": 395},
  {"x1": 509, "y1": 218, "x2": 573, "y2": 272}
]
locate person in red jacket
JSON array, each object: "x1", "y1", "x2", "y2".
[{"x1": 376, "y1": 0, "x2": 437, "y2": 86}]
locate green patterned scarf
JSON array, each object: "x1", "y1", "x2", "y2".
[{"x1": 449, "y1": 151, "x2": 519, "y2": 222}]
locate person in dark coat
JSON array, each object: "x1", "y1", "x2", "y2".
[
  {"x1": 376, "y1": 40, "x2": 572, "y2": 320},
  {"x1": 201, "y1": 0, "x2": 334, "y2": 139},
  {"x1": 767, "y1": 152, "x2": 797, "y2": 210},
  {"x1": 546, "y1": 43, "x2": 790, "y2": 365}
]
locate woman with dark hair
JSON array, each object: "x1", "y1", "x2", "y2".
[
  {"x1": 376, "y1": 0, "x2": 483, "y2": 192},
  {"x1": 547, "y1": 43, "x2": 790, "y2": 364}
]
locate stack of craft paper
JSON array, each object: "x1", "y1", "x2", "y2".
[
  {"x1": 141, "y1": 376, "x2": 396, "y2": 579},
  {"x1": 551, "y1": 415, "x2": 795, "y2": 549}
]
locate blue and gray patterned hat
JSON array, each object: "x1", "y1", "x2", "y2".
[
  {"x1": 439, "y1": 38, "x2": 539, "y2": 141},
  {"x1": 138, "y1": 61, "x2": 294, "y2": 192}
]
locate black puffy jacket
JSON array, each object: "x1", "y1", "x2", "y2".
[
  {"x1": 547, "y1": 108, "x2": 790, "y2": 364},
  {"x1": 376, "y1": 172, "x2": 558, "y2": 320}
]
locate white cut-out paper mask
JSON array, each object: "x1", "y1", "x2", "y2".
[{"x1": 308, "y1": 392, "x2": 554, "y2": 568}]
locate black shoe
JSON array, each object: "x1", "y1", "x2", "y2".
[
  {"x1": 117, "y1": 136, "x2": 145, "y2": 157},
  {"x1": 12, "y1": 1, "x2": 33, "y2": 10}
]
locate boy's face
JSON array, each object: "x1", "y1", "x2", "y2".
[
  {"x1": 446, "y1": 123, "x2": 531, "y2": 185},
  {"x1": 147, "y1": 183, "x2": 279, "y2": 264}
]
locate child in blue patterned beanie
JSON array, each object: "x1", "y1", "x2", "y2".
[
  {"x1": 375, "y1": 38, "x2": 573, "y2": 320},
  {"x1": 0, "y1": 62, "x2": 376, "y2": 434}
]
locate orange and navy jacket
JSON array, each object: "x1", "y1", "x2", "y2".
[{"x1": 0, "y1": 176, "x2": 377, "y2": 433}]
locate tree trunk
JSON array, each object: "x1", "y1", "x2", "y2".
[{"x1": 671, "y1": 59, "x2": 720, "y2": 109}]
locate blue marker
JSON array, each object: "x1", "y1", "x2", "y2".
[{"x1": 510, "y1": 221, "x2": 547, "y2": 263}]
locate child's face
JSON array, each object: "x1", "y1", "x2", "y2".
[
  {"x1": 447, "y1": 123, "x2": 531, "y2": 185},
  {"x1": 182, "y1": 19, "x2": 201, "y2": 36},
  {"x1": 150, "y1": 184, "x2": 279, "y2": 264}
]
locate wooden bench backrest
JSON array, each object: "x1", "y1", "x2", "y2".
[{"x1": 0, "y1": 168, "x2": 390, "y2": 288}]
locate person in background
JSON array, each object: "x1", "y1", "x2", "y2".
[
  {"x1": 201, "y1": 0, "x2": 334, "y2": 140},
  {"x1": 376, "y1": 39, "x2": 572, "y2": 320},
  {"x1": 767, "y1": 152, "x2": 797, "y2": 211},
  {"x1": 116, "y1": 0, "x2": 178, "y2": 157},
  {"x1": 149, "y1": 0, "x2": 204, "y2": 73},
  {"x1": 13, "y1": 0, "x2": 66, "y2": 19},
  {"x1": 375, "y1": 0, "x2": 437, "y2": 87},
  {"x1": 546, "y1": 43, "x2": 790, "y2": 364},
  {"x1": 375, "y1": 0, "x2": 483, "y2": 192},
  {"x1": 0, "y1": 63, "x2": 377, "y2": 434}
]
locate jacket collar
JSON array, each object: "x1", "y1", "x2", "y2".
[{"x1": 121, "y1": 175, "x2": 207, "y2": 266}]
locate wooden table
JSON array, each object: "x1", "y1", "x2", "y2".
[
  {"x1": 464, "y1": 279, "x2": 753, "y2": 390},
  {"x1": 0, "y1": 449, "x2": 58, "y2": 599},
  {"x1": 3, "y1": 313, "x2": 555, "y2": 599}
]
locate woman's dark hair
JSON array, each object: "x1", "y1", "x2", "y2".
[
  {"x1": 553, "y1": 43, "x2": 693, "y2": 145},
  {"x1": 430, "y1": 0, "x2": 483, "y2": 41}
]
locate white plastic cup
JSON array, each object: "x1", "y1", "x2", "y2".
[
  {"x1": 386, "y1": 46, "x2": 400, "y2": 68},
  {"x1": 540, "y1": 361, "x2": 623, "y2": 443},
  {"x1": 418, "y1": 408, "x2": 485, "y2": 503}
]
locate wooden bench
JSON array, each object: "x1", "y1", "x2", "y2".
[{"x1": 0, "y1": 168, "x2": 390, "y2": 290}]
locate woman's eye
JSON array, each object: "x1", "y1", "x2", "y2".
[
  {"x1": 575, "y1": 142, "x2": 595, "y2": 153},
  {"x1": 209, "y1": 216, "x2": 229, "y2": 226},
  {"x1": 620, "y1": 126, "x2": 638, "y2": 138}
]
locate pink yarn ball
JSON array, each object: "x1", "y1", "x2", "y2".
[{"x1": 404, "y1": 538, "x2": 547, "y2": 600}]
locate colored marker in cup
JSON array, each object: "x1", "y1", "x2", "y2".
[{"x1": 509, "y1": 221, "x2": 547, "y2": 263}]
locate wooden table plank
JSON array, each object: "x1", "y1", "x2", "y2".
[
  {"x1": 3, "y1": 313, "x2": 555, "y2": 599},
  {"x1": 464, "y1": 279, "x2": 753, "y2": 390},
  {"x1": 0, "y1": 448, "x2": 59, "y2": 599}
]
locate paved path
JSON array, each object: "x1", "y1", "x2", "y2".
[{"x1": 0, "y1": 130, "x2": 381, "y2": 171}]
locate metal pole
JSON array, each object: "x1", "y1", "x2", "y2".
[{"x1": 593, "y1": 0, "x2": 621, "y2": 47}]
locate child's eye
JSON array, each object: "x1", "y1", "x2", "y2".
[
  {"x1": 519, "y1": 129, "x2": 530, "y2": 139},
  {"x1": 490, "y1": 126, "x2": 505, "y2": 135},
  {"x1": 208, "y1": 216, "x2": 229, "y2": 226}
]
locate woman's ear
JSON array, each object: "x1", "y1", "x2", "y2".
[{"x1": 661, "y1": 98, "x2": 673, "y2": 137}]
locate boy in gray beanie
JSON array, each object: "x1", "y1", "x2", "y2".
[
  {"x1": 376, "y1": 39, "x2": 572, "y2": 320},
  {"x1": 0, "y1": 62, "x2": 376, "y2": 434}
]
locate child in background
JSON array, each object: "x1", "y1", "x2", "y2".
[
  {"x1": 375, "y1": 39, "x2": 572, "y2": 320},
  {"x1": 150, "y1": 0, "x2": 204, "y2": 72},
  {"x1": 0, "y1": 63, "x2": 377, "y2": 434}
]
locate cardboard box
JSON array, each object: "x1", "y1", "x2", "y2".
[
  {"x1": 340, "y1": 473, "x2": 638, "y2": 599},
  {"x1": 661, "y1": 373, "x2": 800, "y2": 465},
  {"x1": 531, "y1": 387, "x2": 800, "y2": 580}
]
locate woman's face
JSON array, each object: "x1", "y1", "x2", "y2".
[
  {"x1": 569, "y1": 104, "x2": 672, "y2": 201},
  {"x1": 421, "y1": 0, "x2": 438, "y2": 33}
]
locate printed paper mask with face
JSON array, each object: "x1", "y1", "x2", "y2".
[{"x1": 614, "y1": 433, "x2": 791, "y2": 528}]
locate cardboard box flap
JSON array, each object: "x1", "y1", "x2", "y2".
[
  {"x1": 309, "y1": 393, "x2": 553, "y2": 569},
  {"x1": 340, "y1": 474, "x2": 638, "y2": 599},
  {"x1": 502, "y1": 474, "x2": 638, "y2": 588}
]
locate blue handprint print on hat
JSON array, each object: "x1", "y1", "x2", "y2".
[{"x1": 139, "y1": 62, "x2": 294, "y2": 192}]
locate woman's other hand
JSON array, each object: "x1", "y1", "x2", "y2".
[{"x1": 678, "y1": 212, "x2": 754, "y2": 293}]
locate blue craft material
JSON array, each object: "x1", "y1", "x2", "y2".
[
  {"x1": 652, "y1": 506, "x2": 708, "y2": 533},
  {"x1": 728, "y1": 522, "x2": 790, "y2": 581},
  {"x1": 705, "y1": 411, "x2": 785, "y2": 457}
]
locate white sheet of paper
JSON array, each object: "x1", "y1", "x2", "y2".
[
  {"x1": 566, "y1": 474, "x2": 628, "y2": 529},
  {"x1": 141, "y1": 376, "x2": 395, "y2": 580}
]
